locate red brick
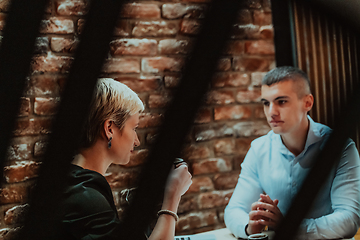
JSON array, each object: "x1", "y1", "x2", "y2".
[
  {"x1": 214, "y1": 139, "x2": 235, "y2": 156},
  {"x1": 235, "y1": 138, "x2": 253, "y2": 155},
  {"x1": 214, "y1": 105, "x2": 252, "y2": 121},
  {"x1": 236, "y1": 88, "x2": 261, "y2": 103},
  {"x1": 187, "y1": 176, "x2": 214, "y2": 194},
  {"x1": 233, "y1": 57, "x2": 271, "y2": 72},
  {"x1": 102, "y1": 58, "x2": 140, "y2": 73},
  {"x1": 254, "y1": 105, "x2": 266, "y2": 118},
  {"x1": 205, "y1": 90, "x2": 235, "y2": 105},
  {"x1": 50, "y1": 37, "x2": 79, "y2": 53},
  {"x1": 180, "y1": 19, "x2": 201, "y2": 35},
  {"x1": 213, "y1": 172, "x2": 239, "y2": 190},
  {"x1": 192, "y1": 158, "x2": 231, "y2": 175},
  {"x1": 231, "y1": 24, "x2": 260, "y2": 39},
  {"x1": 164, "y1": 75, "x2": 181, "y2": 88},
  {"x1": 124, "y1": 149, "x2": 148, "y2": 167},
  {"x1": 132, "y1": 21, "x2": 178, "y2": 37},
  {"x1": 224, "y1": 40, "x2": 244, "y2": 55},
  {"x1": 31, "y1": 55, "x2": 73, "y2": 74},
  {"x1": 193, "y1": 127, "x2": 215, "y2": 142},
  {"x1": 55, "y1": 0, "x2": 89, "y2": 16},
  {"x1": 198, "y1": 190, "x2": 232, "y2": 209},
  {"x1": 4, "y1": 204, "x2": 29, "y2": 225},
  {"x1": 217, "y1": 58, "x2": 231, "y2": 71},
  {"x1": 0, "y1": 0, "x2": 10, "y2": 12},
  {"x1": 234, "y1": 155, "x2": 245, "y2": 170},
  {"x1": 114, "y1": 20, "x2": 131, "y2": 37},
  {"x1": 148, "y1": 93, "x2": 172, "y2": 109},
  {"x1": 159, "y1": 39, "x2": 192, "y2": 55},
  {"x1": 245, "y1": 40, "x2": 275, "y2": 55},
  {"x1": 6, "y1": 143, "x2": 31, "y2": 161},
  {"x1": 116, "y1": 76, "x2": 161, "y2": 93},
  {"x1": 121, "y1": 3, "x2": 160, "y2": 18},
  {"x1": 34, "y1": 140, "x2": 48, "y2": 157},
  {"x1": 251, "y1": 72, "x2": 267, "y2": 87},
  {"x1": 145, "y1": 130, "x2": 158, "y2": 145},
  {"x1": 18, "y1": 97, "x2": 30, "y2": 117},
  {"x1": 263, "y1": 0, "x2": 272, "y2": 12},
  {"x1": 4, "y1": 161, "x2": 40, "y2": 183},
  {"x1": 173, "y1": 0, "x2": 210, "y2": 2},
  {"x1": 193, "y1": 124, "x2": 234, "y2": 142},
  {"x1": 194, "y1": 108, "x2": 211, "y2": 124},
  {"x1": 110, "y1": 39, "x2": 157, "y2": 56},
  {"x1": 34, "y1": 97, "x2": 60, "y2": 116},
  {"x1": 162, "y1": 3, "x2": 206, "y2": 19},
  {"x1": 181, "y1": 145, "x2": 211, "y2": 160},
  {"x1": 212, "y1": 73, "x2": 250, "y2": 88},
  {"x1": 260, "y1": 25, "x2": 274, "y2": 39},
  {"x1": 0, "y1": 227, "x2": 22, "y2": 240},
  {"x1": 13, "y1": 118, "x2": 52, "y2": 136},
  {"x1": 142, "y1": 57, "x2": 184, "y2": 73},
  {"x1": 241, "y1": 0, "x2": 262, "y2": 9},
  {"x1": 138, "y1": 113, "x2": 163, "y2": 128},
  {"x1": 39, "y1": 17, "x2": 74, "y2": 34},
  {"x1": 0, "y1": 185, "x2": 28, "y2": 204},
  {"x1": 26, "y1": 74, "x2": 64, "y2": 96},
  {"x1": 34, "y1": 37, "x2": 49, "y2": 54},
  {"x1": 236, "y1": 9, "x2": 252, "y2": 24},
  {"x1": 253, "y1": 10, "x2": 272, "y2": 25},
  {"x1": 233, "y1": 121, "x2": 270, "y2": 137},
  {"x1": 105, "y1": 169, "x2": 139, "y2": 189},
  {"x1": 178, "y1": 195, "x2": 198, "y2": 214},
  {"x1": 176, "y1": 210, "x2": 217, "y2": 232}
]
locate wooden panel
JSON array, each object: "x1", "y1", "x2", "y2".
[{"x1": 293, "y1": 0, "x2": 360, "y2": 148}]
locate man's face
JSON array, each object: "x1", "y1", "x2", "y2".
[{"x1": 261, "y1": 80, "x2": 313, "y2": 135}]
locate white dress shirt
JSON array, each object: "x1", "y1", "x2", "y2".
[{"x1": 224, "y1": 116, "x2": 360, "y2": 239}]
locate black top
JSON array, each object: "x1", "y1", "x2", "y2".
[{"x1": 60, "y1": 164, "x2": 122, "y2": 240}]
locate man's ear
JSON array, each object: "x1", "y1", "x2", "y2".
[
  {"x1": 304, "y1": 94, "x2": 314, "y2": 112},
  {"x1": 103, "y1": 119, "x2": 113, "y2": 140}
]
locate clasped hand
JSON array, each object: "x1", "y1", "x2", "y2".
[{"x1": 247, "y1": 194, "x2": 283, "y2": 235}]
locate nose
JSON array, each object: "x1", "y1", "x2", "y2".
[
  {"x1": 134, "y1": 133, "x2": 140, "y2": 147},
  {"x1": 269, "y1": 103, "x2": 279, "y2": 116}
]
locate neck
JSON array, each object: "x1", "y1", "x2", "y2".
[
  {"x1": 281, "y1": 117, "x2": 310, "y2": 156},
  {"x1": 72, "y1": 140, "x2": 111, "y2": 175}
]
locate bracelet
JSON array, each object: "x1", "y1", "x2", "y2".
[
  {"x1": 245, "y1": 224, "x2": 250, "y2": 236},
  {"x1": 157, "y1": 210, "x2": 179, "y2": 221}
]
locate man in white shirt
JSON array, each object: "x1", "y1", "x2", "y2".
[{"x1": 224, "y1": 66, "x2": 360, "y2": 239}]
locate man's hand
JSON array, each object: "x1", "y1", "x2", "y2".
[{"x1": 247, "y1": 194, "x2": 283, "y2": 235}]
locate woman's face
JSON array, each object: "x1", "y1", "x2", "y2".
[{"x1": 111, "y1": 113, "x2": 140, "y2": 165}]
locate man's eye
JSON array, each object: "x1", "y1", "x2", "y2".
[
  {"x1": 279, "y1": 100, "x2": 287, "y2": 105},
  {"x1": 262, "y1": 102, "x2": 269, "y2": 107}
]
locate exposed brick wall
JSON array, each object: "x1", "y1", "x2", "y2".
[{"x1": 0, "y1": 0, "x2": 274, "y2": 237}]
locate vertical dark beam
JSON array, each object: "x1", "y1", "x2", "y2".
[
  {"x1": 18, "y1": 0, "x2": 127, "y2": 239},
  {"x1": 271, "y1": 0, "x2": 297, "y2": 67},
  {"x1": 0, "y1": 0, "x2": 48, "y2": 184},
  {"x1": 119, "y1": 0, "x2": 243, "y2": 238}
]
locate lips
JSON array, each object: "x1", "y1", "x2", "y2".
[{"x1": 269, "y1": 120, "x2": 284, "y2": 125}]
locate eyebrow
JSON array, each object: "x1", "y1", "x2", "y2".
[{"x1": 261, "y1": 96, "x2": 290, "y2": 102}]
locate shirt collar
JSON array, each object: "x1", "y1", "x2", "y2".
[{"x1": 275, "y1": 115, "x2": 326, "y2": 157}]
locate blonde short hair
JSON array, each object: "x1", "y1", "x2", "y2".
[{"x1": 81, "y1": 78, "x2": 144, "y2": 149}]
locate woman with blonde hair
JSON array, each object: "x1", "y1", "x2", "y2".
[{"x1": 60, "y1": 78, "x2": 192, "y2": 240}]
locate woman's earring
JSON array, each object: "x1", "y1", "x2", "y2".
[{"x1": 108, "y1": 137, "x2": 112, "y2": 149}]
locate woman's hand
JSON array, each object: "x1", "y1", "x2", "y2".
[{"x1": 163, "y1": 164, "x2": 192, "y2": 212}]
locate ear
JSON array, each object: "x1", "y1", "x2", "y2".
[
  {"x1": 103, "y1": 119, "x2": 114, "y2": 140},
  {"x1": 303, "y1": 94, "x2": 314, "y2": 112}
]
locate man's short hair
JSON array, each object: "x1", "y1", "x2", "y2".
[
  {"x1": 80, "y1": 78, "x2": 144, "y2": 149},
  {"x1": 262, "y1": 66, "x2": 311, "y2": 98}
]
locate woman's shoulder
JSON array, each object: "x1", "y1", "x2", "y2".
[{"x1": 61, "y1": 164, "x2": 117, "y2": 219}]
